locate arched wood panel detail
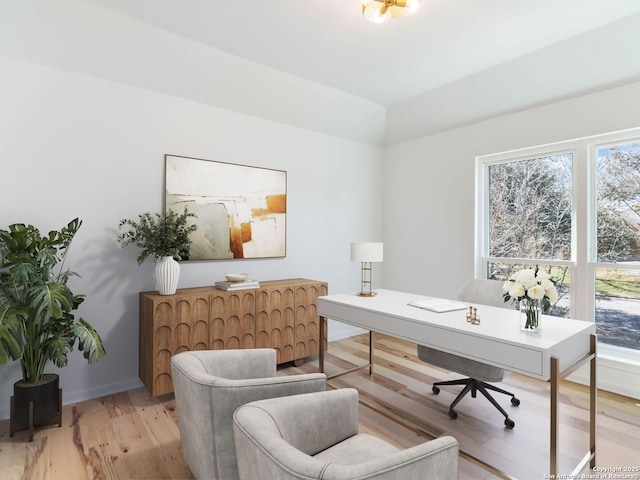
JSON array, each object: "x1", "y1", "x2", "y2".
[
  {"x1": 174, "y1": 322, "x2": 191, "y2": 351},
  {"x1": 192, "y1": 320, "x2": 208, "y2": 347},
  {"x1": 155, "y1": 302, "x2": 173, "y2": 329},
  {"x1": 154, "y1": 349, "x2": 172, "y2": 388}
]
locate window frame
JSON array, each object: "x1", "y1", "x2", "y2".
[{"x1": 476, "y1": 128, "x2": 640, "y2": 363}]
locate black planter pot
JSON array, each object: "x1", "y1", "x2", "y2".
[{"x1": 10, "y1": 373, "x2": 62, "y2": 441}]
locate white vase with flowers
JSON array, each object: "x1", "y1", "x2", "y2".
[{"x1": 503, "y1": 267, "x2": 559, "y2": 332}]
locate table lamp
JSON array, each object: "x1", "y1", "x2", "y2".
[{"x1": 351, "y1": 242, "x2": 383, "y2": 297}]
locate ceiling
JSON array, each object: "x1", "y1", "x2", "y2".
[{"x1": 86, "y1": 0, "x2": 640, "y2": 108}]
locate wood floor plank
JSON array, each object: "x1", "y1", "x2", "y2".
[
  {"x1": 47, "y1": 405, "x2": 92, "y2": 480},
  {"x1": 0, "y1": 333, "x2": 638, "y2": 479}
]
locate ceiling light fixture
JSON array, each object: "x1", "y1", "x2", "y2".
[{"x1": 361, "y1": 0, "x2": 420, "y2": 24}]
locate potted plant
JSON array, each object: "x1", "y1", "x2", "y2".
[
  {"x1": 0, "y1": 218, "x2": 106, "y2": 441},
  {"x1": 117, "y1": 207, "x2": 197, "y2": 295}
]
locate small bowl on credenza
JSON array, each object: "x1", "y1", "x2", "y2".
[{"x1": 225, "y1": 273, "x2": 249, "y2": 283}]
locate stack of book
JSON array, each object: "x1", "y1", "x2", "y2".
[{"x1": 214, "y1": 279, "x2": 260, "y2": 291}]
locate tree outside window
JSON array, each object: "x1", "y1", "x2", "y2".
[{"x1": 481, "y1": 139, "x2": 640, "y2": 351}]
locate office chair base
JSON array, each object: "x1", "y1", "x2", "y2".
[{"x1": 432, "y1": 377, "x2": 519, "y2": 429}]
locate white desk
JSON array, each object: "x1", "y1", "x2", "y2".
[{"x1": 318, "y1": 289, "x2": 597, "y2": 478}]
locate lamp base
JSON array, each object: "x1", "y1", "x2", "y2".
[{"x1": 356, "y1": 292, "x2": 377, "y2": 297}]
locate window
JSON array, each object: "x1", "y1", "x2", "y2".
[
  {"x1": 477, "y1": 130, "x2": 640, "y2": 355},
  {"x1": 593, "y1": 142, "x2": 640, "y2": 349},
  {"x1": 484, "y1": 152, "x2": 574, "y2": 318}
]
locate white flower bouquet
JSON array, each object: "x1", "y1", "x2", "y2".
[{"x1": 502, "y1": 267, "x2": 559, "y2": 330}]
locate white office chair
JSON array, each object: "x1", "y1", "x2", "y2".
[{"x1": 417, "y1": 279, "x2": 520, "y2": 429}]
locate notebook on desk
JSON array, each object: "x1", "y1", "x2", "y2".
[{"x1": 407, "y1": 298, "x2": 468, "y2": 313}]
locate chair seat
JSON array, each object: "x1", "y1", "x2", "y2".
[
  {"x1": 314, "y1": 433, "x2": 400, "y2": 465},
  {"x1": 418, "y1": 345, "x2": 504, "y2": 383}
]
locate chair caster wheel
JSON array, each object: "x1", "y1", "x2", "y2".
[
  {"x1": 448, "y1": 410, "x2": 458, "y2": 420},
  {"x1": 511, "y1": 397, "x2": 520, "y2": 406},
  {"x1": 432, "y1": 386, "x2": 440, "y2": 394},
  {"x1": 505, "y1": 418, "x2": 515, "y2": 429}
]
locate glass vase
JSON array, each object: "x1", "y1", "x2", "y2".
[{"x1": 519, "y1": 298, "x2": 541, "y2": 332}]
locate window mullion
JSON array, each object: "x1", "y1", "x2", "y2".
[{"x1": 573, "y1": 143, "x2": 591, "y2": 321}]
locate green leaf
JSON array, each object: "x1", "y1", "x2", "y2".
[
  {"x1": 72, "y1": 318, "x2": 106, "y2": 364},
  {"x1": 117, "y1": 207, "x2": 197, "y2": 264},
  {"x1": 0, "y1": 300, "x2": 24, "y2": 363},
  {"x1": 31, "y1": 282, "x2": 74, "y2": 322},
  {"x1": 44, "y1": 334, "x2": 73, "y2": 368}
]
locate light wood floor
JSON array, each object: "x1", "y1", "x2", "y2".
[{"x1": 1, "y1": 334, "x2": 639, "y2": 479}]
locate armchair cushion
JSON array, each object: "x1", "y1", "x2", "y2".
[{"x1": 313, "y1": 433, "x2": 400, "y2": 464}]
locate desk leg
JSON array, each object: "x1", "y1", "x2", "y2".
[
  {"x1": 550, "y1": 334, "x2": 597, "y2": 477},
  {"x1": 550, "y1": 357, "x2": 559, "y2": 477},
  {"x1": 319, "y1": 315, "x2": 326, "y2": 373},
  {"x1": 369, "y1": 331, "x2": 374, "y2": 376},
  {"x1": 590, "y1": 334, "x2": 597, "y2": 468}
]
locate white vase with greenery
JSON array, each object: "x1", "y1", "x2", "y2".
[{"x1": 117, "y1": 207, "x2": 197, "y2": 295}]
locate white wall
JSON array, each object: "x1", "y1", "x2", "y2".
[
  {"x1": 0, "y1": 54, "x2": 383, "y2": 419},
  {"x1": 385, "y1": 12, "x2": 640, "y2": 145},
  {"x1": 0, "y1": 0, "x2": 386, "y2": 146},
  {"x1": 383, "y1": 81, "x2": 640, "y2": 398}
]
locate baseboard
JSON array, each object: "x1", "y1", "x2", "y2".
[
  {"x1": 328, "y1": 321, "x2": 366, "y2": 342},
  {"x1": 568, "y1": 353, "x2": 640, "y2": 400},
  {"x1": 4, "y1": 333, "x2": 633, "y2": 423},
  {"x1": 0, "y1": 377, "x2": 144, "y2": 421},
  {"x1": 0, "y1": 325, "x2": 361, "y2": 422}
]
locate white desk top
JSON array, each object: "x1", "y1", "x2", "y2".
[{"x1": 318, "y1": 289, "x2": 596, "y2": 381}]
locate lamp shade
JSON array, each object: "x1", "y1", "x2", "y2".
[{"x1": 351, "y1": 242, "x2": 384, "y2": 262}]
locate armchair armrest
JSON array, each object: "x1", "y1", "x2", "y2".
[{"x1": 179, "y1": 348, "x2": 278, "y2": 380}]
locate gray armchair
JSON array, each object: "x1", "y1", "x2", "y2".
[
  {"x1": 233, "y1": 388, "x2": 459, "y2": 480},
  {"x1": 171, "y1": 349, "x2": 327, "y2": 480},
  {"x1": 417, "y1": 279, "x2": 520, "y2": 428}
]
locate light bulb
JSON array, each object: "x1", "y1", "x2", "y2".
[{"x1": 363, "y1": 1, "x2": 391, "y2": 23}]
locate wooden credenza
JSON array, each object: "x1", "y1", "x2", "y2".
[{"x1": 139, "y1": 278, "x2": 328, "y2": 396}]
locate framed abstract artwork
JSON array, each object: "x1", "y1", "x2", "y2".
[{"x1": 164, "y1": 154, "x2": 287, "y2": 260}]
